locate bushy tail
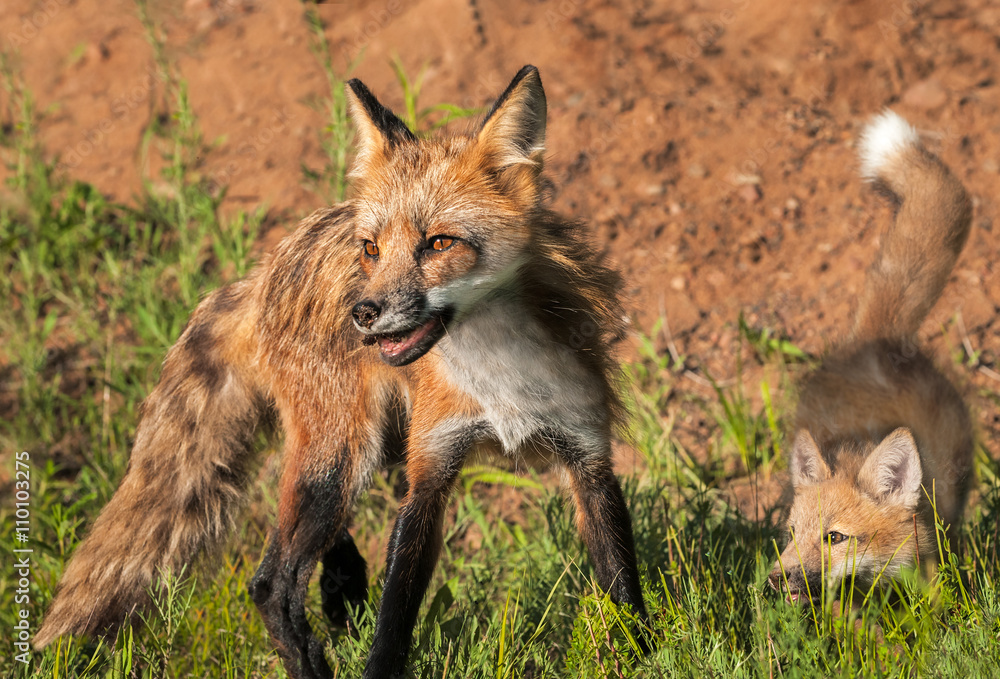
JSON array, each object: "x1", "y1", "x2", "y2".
[
  {"x1": 35, "y1": 279, "x2": 268, "y2": 648},
  {"x1": 852, "y1": 111, "x2": 972, "y2": 342}
]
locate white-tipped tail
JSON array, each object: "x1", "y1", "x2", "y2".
[
  {"x1": 858, "y1": 111, "x2": 920, "y2": 180},
  {"x1": 851, "y1": 111, "x2": 972, "y2": 342}
]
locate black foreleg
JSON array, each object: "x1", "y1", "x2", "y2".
[
  {"x1": 249, "y1": 457, "x2": 359, "y2": 679},
  {"x1": 566, "y1": 457, "x2": 651, "y2": 650},
  {"x1": 362, "y1": 469, "x2": 457, "y2": 679}
]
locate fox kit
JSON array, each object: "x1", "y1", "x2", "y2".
[
  {"x1": 34, "y1": 66, "x2": 649, "y2": 678},
  {"x1": 768, "y1": 111, "x2": 974, "y2": 603}
]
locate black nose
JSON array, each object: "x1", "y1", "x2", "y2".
[{"x1": 352, "y1": 300, "x2": 382, "y2": 328}]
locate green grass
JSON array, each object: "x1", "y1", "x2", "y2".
[
  {"x1": 300, "y1": 0, "x2": 356, "y2": 204},
  {"x1": 2, "y1": 18, "x2": 1000, "y2": 679}
]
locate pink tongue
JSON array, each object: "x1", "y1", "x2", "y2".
[{"x1": 378, "y1": 318, "x2": 437, "y2": 356}]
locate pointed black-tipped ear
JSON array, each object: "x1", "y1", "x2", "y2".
[
  {"x1": 346, "y1": 78, "x2": 417, "y2": 177},
  {"x1": 789, "y1": 430, "x2": 831, "y2": 487},
  {"x1": 477, "y1": 65, "x2": 546, "y2": 170},
  {"x1": 859, "y1": 428, "x2": 923, "y2": 510}
]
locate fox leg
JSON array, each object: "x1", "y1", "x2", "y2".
[
  {"x1": 249, "y1": 446, "x2": 364, "y2": 679},
  {"x1": 557, "y1": 434, "x2": 649, "y2": 642},
  {"x1": 363, "y1": 419, "x2": 474, "y2": 679}
]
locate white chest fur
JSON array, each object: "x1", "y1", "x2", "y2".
[{"x1": 435, "y1": 300, "x2": 607, "y2": 457}]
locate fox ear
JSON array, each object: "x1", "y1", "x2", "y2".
[
  {"x1": 859, "y1": 428, "x2": 923, "y2": 509},
  {"x1": 345, "y1": 78, "x2": 416, "y2": 178},
  {"x1": 477, "y1": 65, "x2": 546, "y2": 172},
  {"x1": 789, "y1": 430, "x2": 830, "y2": 487}
]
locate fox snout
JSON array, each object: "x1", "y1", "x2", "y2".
[
  {"x1": 768, "y1": 559, "x2": 823, "y2": 604},
  {"x1": 351, "y1": 290, "x2": 451, "y2": 367},
  {"x1": 351, "y1": 299, "x2": 382, "y2": 329},
  {"x1": 350, "y1": 290, "x2": 429, "y2": 335},
  {"x1": 766, "y1": 568, "x2": 783, "y2": 592}
]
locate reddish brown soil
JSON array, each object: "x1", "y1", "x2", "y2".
[{"x1": 3, "y1": 0, "x2": 998, "y2": 461}]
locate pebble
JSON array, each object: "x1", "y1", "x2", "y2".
[
  {"x1": 707, "y1": 269, "x2": 727, "y2": 287},
  {"x1": 84, "y1": 43, "x2": 109, "y2": 64},
  {"x1": 902, "y1": 78, "x2": 948, "y2": 110},
  {"x1": 738, "y1": 183, "x2": 762, "y2": 203},
  {"x1": 687, "y1": 163, "x2": 708, "y2": 179}
]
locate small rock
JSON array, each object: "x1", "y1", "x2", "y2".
[
  {"x1": 670, "y1": 275, "x2": 686, "y2": 291},
  {"x1": 738, "y1": 183, "x2": 762, "y2": 203},
  {"x1": 706, "y1": 269, "x2": 727, "y2": 287},
  {"x1": 643, "y1": 183, "x2": 665, "y2": 196},
  {"x1": 598, "y1": 174, "x2": 619, "y2": 189},
  {"x1": 962, "y1": 270, "x2": 981, "y2": 286},
  {"x1": 595, "y1": 207, "x2": 618, "y2": 223},
  {"x1": 739, "y1": 228, "x2": 764, "y2": 246},
  {"x1": 902, "y1": 78, "x2": 948, "y2": 110},
  {"x1": 668, "y1": 201, "x2": 683, "y2": 215},
  {"x1": 982, "y1": 159, "x2": 999, "y2": 174},
  {"x1": 687, "y1": 163, "x2": 708, "y2": 179},
  {"x1": 83, "y1": 42, "x2": 109, "y2": 64}
]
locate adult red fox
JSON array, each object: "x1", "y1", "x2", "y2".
[
  {"x1": 768, "y1": 111, "x2": 974, "y2": 602},
  {"x1": 35, "y1": 66, "x2": 649, "y2": 678}
]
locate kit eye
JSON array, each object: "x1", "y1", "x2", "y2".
[
  {"x1": 429, "y1": 236, "x2": 454, "y2": 251},
  {"x1": 826, "y1": 531, "x2": 848, "y2": 545},
  {"x1": 364, "y1": 241, "x2": 379, "y2": 257}
]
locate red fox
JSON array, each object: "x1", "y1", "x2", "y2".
[
  {"x1": 768, "y1": 111, "x2": 974, "y2": 603},
  {"x1": 34, "y1": 66, "x2": 649, "y2": 678}
]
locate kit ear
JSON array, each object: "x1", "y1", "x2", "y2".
[
  {"x1": 477, "y1": 65, "x2": 546, "y2": 172},
  {"x1": 345, "y1": 78, "x2": 416, "y2": 177},
  {"x1": 859, "y1": 428, "x2": 923, "y2": 510},
  {"x1": 789, "y1": 430, "x2": 831, "y2": 487}
]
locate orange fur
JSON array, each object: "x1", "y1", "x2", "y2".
[
  {"x1": 36, "y1": 66, "x2": 648, "y2": 678},
  {"x1": 769, "y1": 112, "x2": 975, "y2": 602}
]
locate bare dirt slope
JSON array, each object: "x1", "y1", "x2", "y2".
[{"x1": 3, "y1": 0, "x2": 998, "y2": 450}]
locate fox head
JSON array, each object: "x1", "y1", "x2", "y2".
[
  {"x1": 768, "y1": 428, "x2": 931, "y2": 603},
  {"x1": 344, "y1": 65, "x2": 547, "y2": 366}
]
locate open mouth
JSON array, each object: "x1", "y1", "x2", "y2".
[
  {"x1": 361, "y1": 311, "x2": 451, "y2": 366},
  {"x1": 783, "y1": 588, "x2": 821, "y2": 605}
]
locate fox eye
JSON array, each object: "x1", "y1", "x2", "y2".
[
  {"x1": 429, "y1": 236, "x2": 455, "y2": 251},
  {"x1": 364, "y1": 241, "x2": 379, "y2": 258},
  {"x1": 826, "y1": 531, "x2": 848, "y2": 545}
]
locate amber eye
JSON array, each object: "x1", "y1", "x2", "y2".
[
  {"x1": 364, "y1": 241, "x2": 379, "y2": 257},
  {"x1": 430, "y1": 236, "x2": 454, "y2": 251},
  {"x1": 826, "y1": 531, "x2": 848, "y2": 546}
]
